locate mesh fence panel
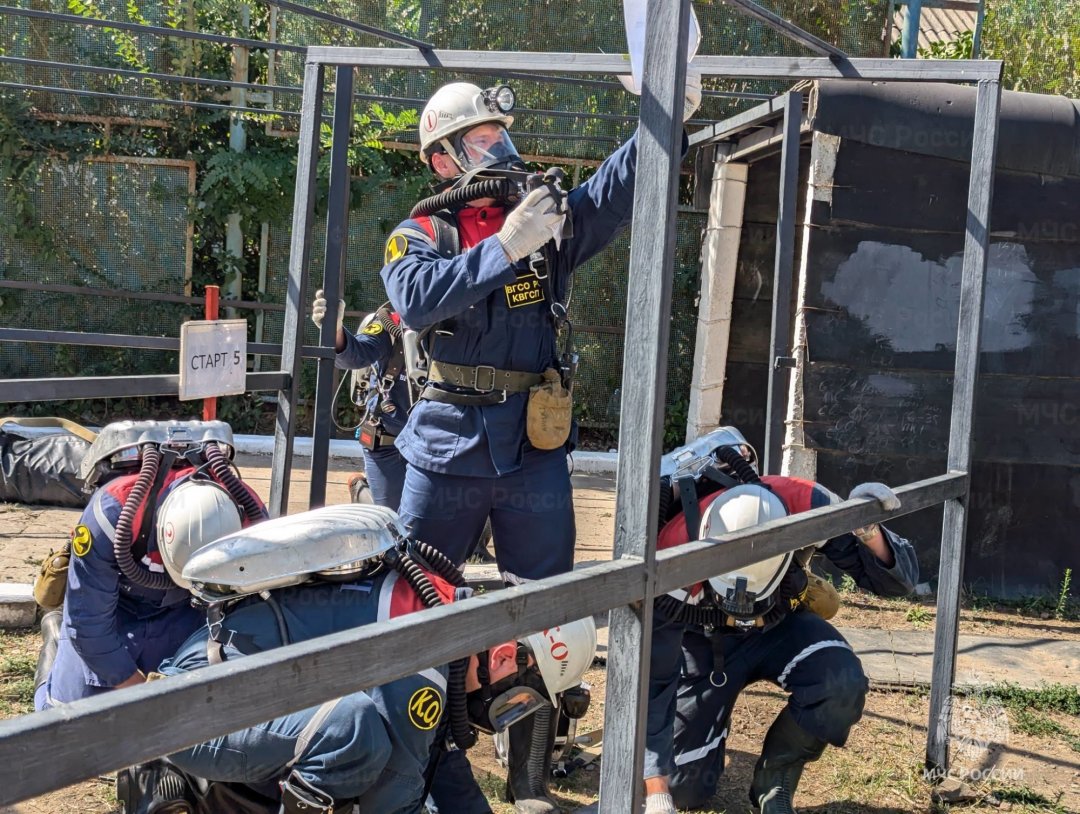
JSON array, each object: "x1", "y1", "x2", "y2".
[
  {"x1": 1, "y1": 0, "x2": 890, "y2": 437},
  {"x1": 0, "y1": 158, "x2": 193, "y2": 378}
]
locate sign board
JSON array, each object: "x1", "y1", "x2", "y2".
[
  {"x1": 620, "y1": 0, "x2": 702, "y2": 95},
  {"x1": 178, "y1": 319, "x2": 248, "y2": 401}
]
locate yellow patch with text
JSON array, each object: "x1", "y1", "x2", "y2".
[
  {"x1": 407, "y1": 685, "x2": 443, "y2": 731},
  {"x1": 361, "y1": 321, "x2": 384, "y2": 336},
  {"x1": 504, "y1": 272, "x2": 546, "y2": 309},
  {"x1": 71, "y1": 524, "x2": 92, "y2": 557},
  {"x1": 384, "y1": 233, "x2": 409, "y2": 265}
]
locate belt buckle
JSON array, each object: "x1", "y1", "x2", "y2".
[{"x1": 472, "y1": 365, "x2": 497, "y2": 393}]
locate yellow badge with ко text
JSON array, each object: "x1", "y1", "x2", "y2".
[
  {"x1": 384, "y1": 233, "x2": 409, "y2": 265},
  {"x1": 407, "y1": 685, "x2": 443, "y2": 731},
  {"x1": 504, "y1": 271, "x2": 546, "y2": 309},
  {"x1": 71, "y1": 524, "x2": 92, "y2": 557}
]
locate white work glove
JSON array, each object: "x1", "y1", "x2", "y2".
[
  {"x1": 497, "y1": 185, "x2": 567, "y2": 263},
  {"x1": 311, "y1": 289, "x2": 345, "y2": 333},
  {"x1": 644, "y1": 792, "x2": 677, "y2": 814},
  {"x1": 683, "y1": 68, "x2": 702, "y2": 122},
  {"x1": 850, "y1": 482, "x2": 901, "y2": 512}
]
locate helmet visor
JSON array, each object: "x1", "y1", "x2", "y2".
[
  {"x1": 456, "y1": 123, "x2": 521, "y2": 171},
  {"x1": 483, "y1": 685, "x2": 549, "y2": 733}
]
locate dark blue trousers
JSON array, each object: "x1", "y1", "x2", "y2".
[
  {"x1": 670, "y1": 610, "x2": 869, "y2": 810},
  {"x1": 362, "y1": 445, "x2": 408, "y2": 512},
  {"x1": 397, "y1": 446, "x2": 575, "y2": 581}
]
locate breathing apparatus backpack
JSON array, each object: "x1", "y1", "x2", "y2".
[
  {"x1": 653, "y1": 427, "x2": 818, "y2": 632},
  {"x1": 34, "y1": 420, "x2": 263, "y2": 606},
  {"x1": 346, "y1": 304, "x2": 410, "y2": 450}
]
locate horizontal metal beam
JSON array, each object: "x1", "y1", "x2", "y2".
[
  {"x1": 0, "y1": 328, "x2": 335, "y2": 360},
  {"x1": 656, "y1": 472, "x2": 968, "y2": 595},
  {"x1": 0, "y1": 5, "x2": 307, "y2": 54},
  {"x1": 0, "y1": 473, "x2": 961, "y2": 805},
  {"x1": 688, "y1": 96, "x2": 789, "y2": 147},
  {"x1": 0, "y1": 81, "x2": 299, "y2": 119},
  {"x1": 257, "y1": 0, "x2": 432, "y2": 50},
  {"x1": 305, "y1": 47, "x2": 1003, "y2": 83},
  {"x1": 0, "y1": 280, "x2": 286, "y2": 312},
  {"x1": 720, "y1": 0, "x2": 848, "y2": 58},
  {"x1": 0, "y1": 372, "x2": 289, "y2": 403}
]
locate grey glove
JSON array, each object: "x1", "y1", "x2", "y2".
[
  {"x1": 311, "y1": 289, "x2": 345, "y2": 333},
  {"x1": 497, "y1": 185, "x2": 567, "y2": 263},
  {"x1": 850, "y1": 482, "x2": 901, "y2": 511},
  {"x1": 644, "y1": 792, "x2": 677, "y2": 814}
]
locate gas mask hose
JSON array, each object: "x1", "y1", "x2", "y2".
[
  {"x1": 205, "y1": 443, "x2": 267, "y2": 523},
  {"x1": 410, "y1": 178, "x2": 515, "y2": 218},
  {"x1": 114, "y1": 446, "x2": 175, "y2": 591}
]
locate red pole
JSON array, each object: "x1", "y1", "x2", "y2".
[{"x1": 202, "y1": 285, "x2": 220, "y2": 421}]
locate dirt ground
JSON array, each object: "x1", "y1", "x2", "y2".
[{"x1": 2, "y1": 456, "x2": 1080, "y2": 813}]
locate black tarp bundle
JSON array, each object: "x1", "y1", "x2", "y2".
[{"x1": 0, "y1": 430, "x2": 90, "y2": 508}]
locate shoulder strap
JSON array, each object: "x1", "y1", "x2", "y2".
[{"x1": 428, "y1": 210, "x2": 461, "y2": 258}]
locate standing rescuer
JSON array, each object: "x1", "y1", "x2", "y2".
[
  {"x1": 379, "y1": 77, "x2": 700, "y2": 813},
  {"x1": 311, "y1": 296, "x2": 410, "y2": 509}
]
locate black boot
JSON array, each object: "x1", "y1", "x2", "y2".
[
  {"x1": 505, "y1": 706, "x2": 561, "y2": 814},
  {"x1": 749, "y1": 709, "x2": 827, "y2": 814},
  {"x1": 34, "y1": 609, "x2": 63, "y2": 693}
]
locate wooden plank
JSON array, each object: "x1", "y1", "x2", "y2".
[
  {"x1": 602, "y1": 0, "x2": 692, "y2": 809},
  {"x1": 927, "y1": 78, "x2": 1002, "y2": 774},
  {"x1": 765, "y1": 93, "x2": 802, "y2": 474},
  {"x1": 269, "y1": 63, "x2": 324, "y2": 518}
]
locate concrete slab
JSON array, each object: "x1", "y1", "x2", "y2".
[
  {"x1": 841, "y1": 626, "x2": 1080, "y2": 689},
  {"x1": 0, "y1": 583, "x2": 36, "y2": 628}
]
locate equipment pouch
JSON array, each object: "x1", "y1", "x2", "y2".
[
  {"x1": 803, "y1": 570, "x2": 841, "y2": 620},
  {"x1": 33, "y1": 542, "x2": 70, "y2": 610},
  {"x1": 527, "y1": 368, "x2": 572, "y2": 450}
]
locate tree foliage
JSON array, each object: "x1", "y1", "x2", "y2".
[{"x1": 981, "y1": 0, "x2": 1080, "y2": 99}]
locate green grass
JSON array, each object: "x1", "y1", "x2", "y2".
[
  {"x1": 0, "y1": 629, "x2": 38, "y2": 716},
  {"x1": 981, "y1": 683, "x2": 1080, "y2": 717},
  {"x1": 991, "y1": 784, "x2": 1067, "y2": 812},
  {"x1": 905, "y1": 605, "x2": 933, "y2": 626},
  {"x1": 1011, "y1": 707, "x2": 1067, "y2": 738}
]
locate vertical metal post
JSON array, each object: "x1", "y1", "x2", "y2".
[
  {"x1": 599, "y1": 1, "x2": 691, "y2": 811},
  {"x1": 901, "y1": 0, "x2": 923, "y2": 59},
  {"x1": 925, "y1": 78, "x2": 1001, "y2": 773},
  {"x1": 763, "y1": 92, "x2": 801, "y2": 475},
  {"x1": 225, "y1": 5, "x2": 250, "y2": 318},
  {"x1": 269, "y1": 61, "x2": 325, "y2": 518},
  {"x1": 972, "y1": 0, "x2": 986, "y2": 58},
  {"x1": 309, "y1": 65, "x2": 355, "y2": 508},
  {"x1": 202, "y1": 285, "x2": 220, "y2": 421}
]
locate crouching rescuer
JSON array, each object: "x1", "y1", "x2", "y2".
[
  {"x1": 34, "y1": 420, "x2": 265, "y2": 710},
  {"x1": 115, "y1": 504, "x2": 598, "y2": 814},
  {"x1": 642, "y1": 428, "x2": 920, "y2": 814}
]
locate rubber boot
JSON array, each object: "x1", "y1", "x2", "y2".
[
  {"x1": 505, "y1": 706, "x2": 561, "y2": 814},
  {"x1": 749, "y1": 709, "x2": 827, "y2": 814},
  {"x1": 34, "y1": 609, "x2": 63, "y2": 692}
]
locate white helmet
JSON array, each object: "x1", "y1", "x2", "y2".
[
  {"x1": 419, "y1": 82, "x2": 516, "y2": 168},
  {"x1": 700, "y1": 484, "x2": 791, "y2": 606},
  {"x1": 157, "y1": 480, "x2": 244, "y2": 589},
  {"x1": 522, "y1": 616, "x2": 598, "y2": 698}
]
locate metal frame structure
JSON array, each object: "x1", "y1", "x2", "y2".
[{"x1": 0, "y1": 1, "x2": 1004, "y2": 810}]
